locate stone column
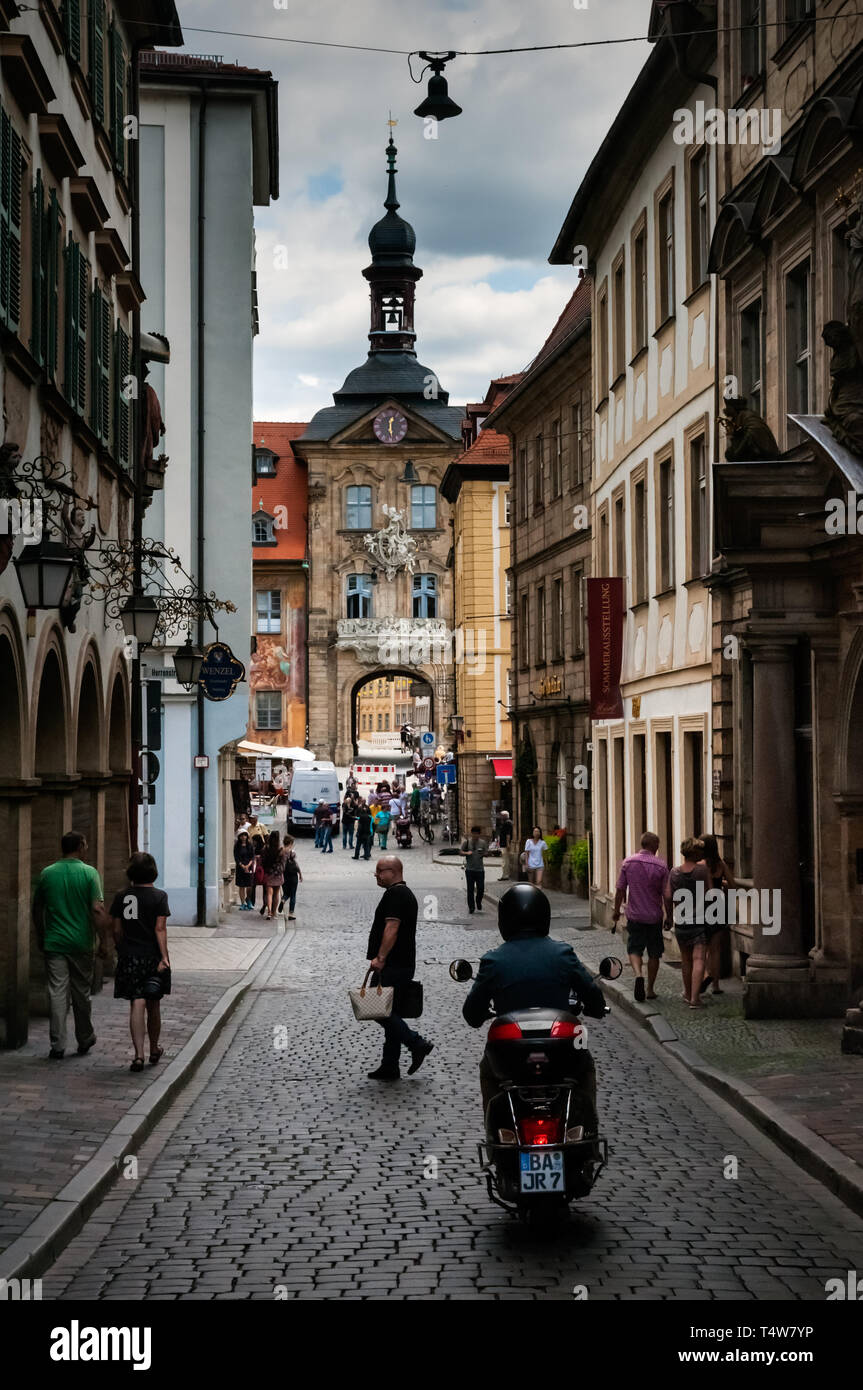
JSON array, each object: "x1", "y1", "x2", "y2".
[{"x1": 743, "y1": 636, "x2": 811, "y2": 1017}]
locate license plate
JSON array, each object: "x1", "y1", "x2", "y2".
[{"x1": 519, "y1": 1149, "x2": 564, "y2": 1194}]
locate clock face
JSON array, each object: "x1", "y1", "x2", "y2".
[{"x1": 373, "y1": 409, "x2": 408, "y2": 445}]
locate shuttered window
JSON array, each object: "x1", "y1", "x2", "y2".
[
  {"x1": 31, "y1": 172, "x2": 61, "y2": 378},
  {"x1": 90, "y1": 285, "x2": 111, "y2": 444},
  {"x1": 0, "y1": 107, "x2": 22, "y2": 334},
  {"x1": 114, "y1": 324, "x2": 131, "y2": 468},
  {"x1": 88, "y1": 0, "x2": 105, "y2": 123},
  {"x1": 63, "y1": 0, "x2": 82, "y2": 62},
  {"x1": 109, "y1": 25, "x2": 126, "y2": 173},
  {"x1": 64, "y1": 237, "x2": 89, "y2": 415}
]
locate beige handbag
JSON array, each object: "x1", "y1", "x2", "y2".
[{"x1": 348, "y1": 968, "x2": 394, "y2": 1021}]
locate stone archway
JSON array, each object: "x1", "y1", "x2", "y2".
[
  {"x1": 72, "y1": 658, "x2": 104, "y2": 862},
  {"x1": 103, "y1": 670, "x2": 131, "y2": 901},
  {"x1": 0, "y1": 619, "x2": 29, "y2": 1045},
  {"x1": 29, "y1": 643, "x2": 71, "y2": 1014},
  {"x1": 348, "y1": 666, "x2": 434, "y2": 760}
]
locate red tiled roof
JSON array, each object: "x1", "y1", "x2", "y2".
[
  {"x1": 527, "y1": 276, "x2": 591, "y2": 376},
  {"x1": 253, "y1": 421, "x2": 308, "y2": 561},
  {"x1": 459, "y1": 427, "x2": 511, "y2": 464},
  {"x1": 139, "y1": 52, "x2": 274, "y2": 79}
]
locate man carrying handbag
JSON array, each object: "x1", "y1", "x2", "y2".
[{"x1": 365, "y1": 856, "x2": 434, "y2": 1082}]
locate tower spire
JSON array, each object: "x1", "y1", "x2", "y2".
[{"x1": 364, "y1": 125, "x2": 422, "y2": 355}]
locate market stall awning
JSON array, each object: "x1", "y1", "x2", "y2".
[
  {"x1": 237, "y1": 741, "x2": 316, "y2": 761},
  {"x1": 491, "y1": 757, "x2": 513, "y2": 780}
]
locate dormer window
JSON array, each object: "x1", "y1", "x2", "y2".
[
  {"x1": 255, "y1": 449, "x2": 277, "y2": 477},
  {"x1": 253, "y1": 512, "x2": 276, "y2": 545}
]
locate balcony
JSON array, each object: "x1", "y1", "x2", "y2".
[{"x1": 337, "y1": 617, "x2": 449, "y2": 666}]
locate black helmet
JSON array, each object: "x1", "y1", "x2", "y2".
[{"x1": 498, "y1": 884, "x2": 551, "y2": 940}]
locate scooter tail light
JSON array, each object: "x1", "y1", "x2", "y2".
[
  {"x1": 488, "y1": 1021, "x2": 522, "y2": 1041},
  {"x1": 550, "y1": 1019, "x2": 580, "y2": 1038},
  {"x1": 520, "y1": 1115, "x2": 564, "y2": 1146}
]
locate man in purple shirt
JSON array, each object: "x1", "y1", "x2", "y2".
[{"x1": 612, "y1": 831, "x2": 669, "y2": 1003}]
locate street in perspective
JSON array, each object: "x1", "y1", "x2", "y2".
[{"x1": 1, "y1": 0, "x2": 862, "y2": 1364}]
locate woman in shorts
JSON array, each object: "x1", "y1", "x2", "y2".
[
  {"x1": 665, "y1": 838, "x2": 709, "y2": 1008},
  {"x1": 111, "y1": 852, "x2": 171, "y2": 1072}
]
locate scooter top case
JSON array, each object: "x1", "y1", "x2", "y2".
[{"x1": 484, "y1": 1007, "x2": 588, "y2": 1085}]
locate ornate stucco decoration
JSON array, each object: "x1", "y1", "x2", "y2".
[{"x1": 363, "y1": 504, "x2": 418, "y2": 578}]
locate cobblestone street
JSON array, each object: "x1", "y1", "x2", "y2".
[{"x1": 36, "y1": 844, "x2": 862, "y2": 1301}]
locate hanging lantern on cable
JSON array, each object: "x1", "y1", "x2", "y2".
[{"x1": 413, "y1": 52, "x2": 462, "y2": 122}]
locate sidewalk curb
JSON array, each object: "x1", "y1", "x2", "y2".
[
  {"x1": 0, "y1": 930, "x2": 293, "y2": 1284},
  {"x1": 479, "y1": 884, "x2": 863, "y2": 1221},
  {"x1": 602, "y1": 973, "x2": 863, "y2": 1221}
]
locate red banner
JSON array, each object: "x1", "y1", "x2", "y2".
[{"x1": 587, "y1": 578, "x2": 625, "y2": 719}]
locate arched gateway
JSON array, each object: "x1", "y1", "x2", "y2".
[{"x1": 293, "y1": 136, "x2": 462, "y2": 764}]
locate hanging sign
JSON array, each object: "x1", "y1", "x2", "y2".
[
  {"x1": 199, "y1": 642, "x2": 246, "y2": 702},
  {"x1": 587, "y1": 578, "x2": 625, "y2": 720},
  {"x1": 255, "y1": 757, "x2": 273, "y2": 784}
]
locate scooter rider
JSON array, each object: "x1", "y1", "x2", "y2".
[{"x1": 462, "y1": 884, "x2": 607, "y2": 1128}]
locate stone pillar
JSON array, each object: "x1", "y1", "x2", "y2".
[{"x1": 743, "y1": 636, "x2": 811, "y2": 1017}]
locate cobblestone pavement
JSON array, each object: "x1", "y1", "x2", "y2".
[
  {"x1": 0, "y1": 920, "x2": 272, "y2": 1257},
  {"x1": 502, "y1": 881, "x2": 863, "y2": 1171},
  {"x1": 42, "y1": 843, "x2": 863, "y2": 1301}
]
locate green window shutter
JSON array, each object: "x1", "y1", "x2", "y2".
[
  {"x1": 0, "y1": 108, "x2": 22, "y2": 334},
  {"x1": 65, "y1": 238, "x2": 88, "y2": 415},
  {"x1": 88, "y1": 0, "x2": 105, "y2": 123},
  {"x1": 31, "y1": 170, "x2": 45, "y2": 364},
  {"x1": 109, "y1": 26, "x2": 126, "y2": 173},
  {"x1": 90, "y1": 286, "x2": 110, "y2": 443},
  {"x1": 46, "y1": 189, "x2": 60, "y2": 380},
  {"x1": 63, "y1": 0, "x2": 81, "y2": 63},
  {"x1": 114, "y1": 324, "x2": 131, "y2": 468}
]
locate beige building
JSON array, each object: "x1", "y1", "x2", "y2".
[
  {"x1": 356, "y1": 673, "x2": 412, "y2": 740},
  {"x1": 485, "y1": 283, "x2": 593, "y2": 852},
  {"x1": 708, "y1": 1, "x2": 863, "y2": 1018},
  {"x1": 548, "y1": 12, "x2": 718, "y2": 922},
  {"x1": 293, "y1": 137, "x2": 462, "y2": 764}
]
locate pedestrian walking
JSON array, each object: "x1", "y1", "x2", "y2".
[
  {"x1": 613, "y1": 830, "x2": 670, "y2": 1003},
  {"x1": 260, "y1": 831, "x2": 286, "y2": 920},
  {"x1": 699, "y1": 833, "x2": 736, "y2": 996},
  {"x1": 410, "y1": 784, "x2": 421, "y2": 824},
  {"x1": 412, "y1": 749, "x2": 421, "y2": 776},
  {"x1": 341, "y1": 793, "x2": 356, "y2": 850},
  {"x1": 523, "y1": 826, "x2": 548, "y2": 886},
  {"x1": 460, "y1": 826, "x2": 488, "y2": 914},
  {"x1": 32, "y1": 830, "x2": 111, "y2": 1060},
  {"x1": 373, "y1": 806, "x2": 391, "y2": 849},
  {"x1": 365, "y1": 855, "x2": 433, "y2": 1081},
  {"x1": 109, "y1": 852, "x2": 171, "y2": 1072},
  {"x1": 250, "y1": 833, "x2": 266, "y2": 912},
  {"x1": 280, "y1": 835, "x2": 303, "y2": 919},
  {"x1": 233, "y1": 831, "x2": 256, "y2": 910},
  {"x1": 319, "y1": 802, "x2": 334, "y2": 854},
  {"x1": 496, "y1": 810, "x2": 514, "y2": 879},
  {"x1": 666, "y1": 838, "x2": 710, "y2": 1008},
  {"x1": 353, "y1": 802, "x2": 374, "y2": 861},
  {"x1": 313, "y1": 800, "x2": 330, "y2": 849}
]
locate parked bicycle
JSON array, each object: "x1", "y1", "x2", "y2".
[{"x1": 417, "y1": 810, "x2": 435, "y2": 844}]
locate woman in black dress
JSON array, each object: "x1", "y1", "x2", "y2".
[
  {"x1": 110, "y1": 852, "x2": 171, "y2": 1072},
  {"x1": 234, "y1": 831, "x2": 256, "y2": 910},
  {"x1": 700, "y1": 832, "x2": 737, "y2": 995}
]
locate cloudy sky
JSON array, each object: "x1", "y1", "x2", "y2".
[{"x1": 173, "y1": 0, "x2": 651, "y2": 421}]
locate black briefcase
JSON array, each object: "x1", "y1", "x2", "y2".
[{"x1": 397, "y1": 979, "x2": 424, "y2": 1019}]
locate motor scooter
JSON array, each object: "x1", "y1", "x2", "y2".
[
  {"x1": 450, "y1": 955, "x2": 623, "y2": 1222},
  {"x1": 395, "y1": 816, "x2": 413, "y2": 849}
]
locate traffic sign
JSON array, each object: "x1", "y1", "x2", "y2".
[
  {"x1": 135, "y1": 750, "x2": 160, "y2": 783},
  {"x1": 421, "y1": 731, "x2": 435, "y2": 747},
  {"x1": 255, "y1": 757, "x2": 273, "y2": 784},
  {"x1": 422, "y1": 756, "x2": 436, "y2": 772},
  {"x1": 436, "y1": 763, "x2": 456, "y2": 785}
]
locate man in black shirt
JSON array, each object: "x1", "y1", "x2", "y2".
[
  {"x1": 353, "y1": 802, "x2": 374, "y2": 860},
  {"x1": 366, "y1": 856, "x2": 433, "y2": 1081}
]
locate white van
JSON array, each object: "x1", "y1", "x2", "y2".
[{"x1": 288, "y1": 762, "x2": 341, "y2": 832}]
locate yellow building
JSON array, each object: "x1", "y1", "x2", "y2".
[
  {"x1": 356, "y1": 675, "x2": 413, "y2": 741},
  {"x1": 441, "y1": 387, "x2": 515, "y2": 832}
]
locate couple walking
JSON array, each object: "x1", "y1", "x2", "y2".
[{"x1": 613, "y1": 831, "x2": 735, "y2": 1008}]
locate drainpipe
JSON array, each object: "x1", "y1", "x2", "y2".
[{"x1": 195, "y1": 86, "x2": 208, "y2": 926}]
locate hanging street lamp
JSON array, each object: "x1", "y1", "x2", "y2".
[
  {"x1": 13, "y1": 536, "x2": 77, "y2": 610},
  {"x1": 413, "y1": 52, "x2": 462, "y2": 122},
  {"x1": 173, "y1": 634, "x2": 205, "y2": 691},
  {"x1": 119, "y1": 589, "x2": 161, "y2": 648}
]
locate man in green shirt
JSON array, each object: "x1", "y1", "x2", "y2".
[{"x1": 33, "y1": 830, "x2": 111, "y2": 1059}]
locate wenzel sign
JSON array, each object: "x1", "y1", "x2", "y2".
[{"x1": 587, "y1": 578, "x2": 625, "y2": 719}]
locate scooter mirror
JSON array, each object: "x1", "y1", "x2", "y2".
[
  {"x1": 449, "y1": 959, "x2": 474, "y2": 983},
  {"x1": 598, "y1": 956, "x2": 624, "y2": 980}
]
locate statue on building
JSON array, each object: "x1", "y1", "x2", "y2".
[
  {"x1": 821, "y1": 320, "x2": 863, "y2": 458},
  {"x1": 721, "y1": 396, "x2": 781, "y2": 461},
  {"x1": 140, "y1": 365, "x2": 168, "y2": 498}
]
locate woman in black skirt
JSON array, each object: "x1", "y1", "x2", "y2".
[
  {"x1": 234, "y1": 831, "x2": 256, "y2": 910},
  {"x1": 110, "y1": 852, "x2": 171, "y2": 1072}
]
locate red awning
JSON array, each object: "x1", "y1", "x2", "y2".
[{"x1": 491, "y1": 758, "x2": 513, "y2": 780}]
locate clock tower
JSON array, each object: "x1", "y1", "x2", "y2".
[{"x1": 294, "y1": 134, "x2": 464, "y2": 766}]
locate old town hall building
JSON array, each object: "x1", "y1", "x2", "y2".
[{"x1": 294, "y1": 137, "x2": 462, "y2": 764}]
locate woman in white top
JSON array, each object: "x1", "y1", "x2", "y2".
[{"x1": 523, "y1": 825, "x2": 548, "y2": 886}]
